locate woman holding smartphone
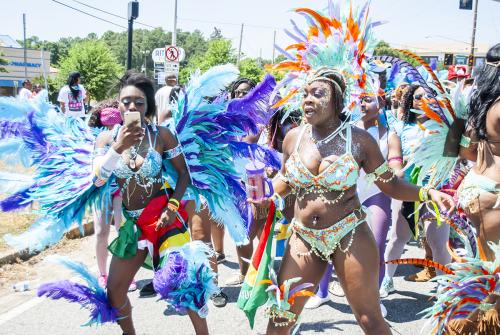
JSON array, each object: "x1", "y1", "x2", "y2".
[{"x1": 92, "y1": 71, "x2": 207, "y2": 335}]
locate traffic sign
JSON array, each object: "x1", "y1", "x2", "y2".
[
  {"x1": 164, "y1": 61, "x2": 180, "y2": 75},
  {"x1": 152, "y1": 46, "x2": 185, "y2": 63},
  {"x1": 166, "y1": 46, "x2": 180, "y2": 62},
  {"x1": 152, "y1": 48, "x2": 165, "y2": 63},
  {"x1": 157, "y1": 72, "x2": 166, "y2": 85},
  {"x1": 165, "y1": 45, "x2": 185, "y2": 62}
]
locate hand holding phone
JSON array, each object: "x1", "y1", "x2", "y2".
[{"x1": 113, "y1": 111, "x2": 143, "y2": 153}]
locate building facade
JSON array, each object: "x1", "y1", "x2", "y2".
[{"x1": 0, "y1": 35, "x2": 51, "y2": 97}]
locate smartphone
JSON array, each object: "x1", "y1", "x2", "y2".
[{"x1": 123, "y1": 111, "x2": 141, "y2": 127}]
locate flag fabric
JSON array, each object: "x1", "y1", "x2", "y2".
[{"x1": 237, "y1": 201, "x2": 280, "y2": 328}]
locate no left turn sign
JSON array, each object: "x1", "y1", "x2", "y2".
[{"x1": 165, "y1": 46, "x2": 180, "y2": 62}]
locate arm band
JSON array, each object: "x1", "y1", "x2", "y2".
[
  {"x1": 94, "y1": 146, "x2": 121, "y2": 182},
  {"x1": 164, "y1": 144, "x2": 183, "y2": 159},
  {"x1": 460, "y1": 135, "x2": 471, "y2": 148},
  {"x1": 366, "y1": 161, "x2": 396, "y2": 184}
]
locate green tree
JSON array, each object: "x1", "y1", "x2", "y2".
[
  {"x1": 239, "y1": 58, "x2": 265, "y2": 83},
  {"x1": 0, "y1": 53, "x2": 8, "y2": 73},
  {"x1": 57, "y1": 40, "x2": 123, "y2": 101},
  {"x1": 179, "y1": 38, "x2": 236, "y2": 84},
  {"x1": 374, "y1": 41, "x2": 419, "y2": 67}
]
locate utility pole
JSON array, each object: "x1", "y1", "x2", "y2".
[
  {"x1": 23, "y1": 13, "x2": 27, "y2": 79},
  {"x1": 172, "y1": 0, "x2": 178, "y2": 46},
  {"x1": 127, "y1": 1, "x2": 139, "y2": 70},
  {"x1": 272, "y1": 30, "x2": 276, "y2": 64},
  {"x1": 469, "y1": 0, "x2": 479, "y2": 73},
  {"x1": 237, "y1": 23, "x2": 244, "y2": 66}
]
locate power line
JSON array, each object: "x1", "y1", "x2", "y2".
[
  {"x1": 178, "y1": 17, "x2": 281, "y2": 30},
  {"x1": 51, "y1": 0, "x2": 126, "y2": 29},
  {"x1": 69, "y1": 0, "x2": 157, "y2": 29}
]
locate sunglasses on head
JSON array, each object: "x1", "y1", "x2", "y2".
[{"x1": 413, "y1": 94, "x2": 425, "y2": 101}]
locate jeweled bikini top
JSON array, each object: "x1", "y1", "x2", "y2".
[
  {"x1": 113, "y1": 124, "x2": 162, "y2": 182},
  {"x1": 285, "y1": 125, "x2": 359, "y2": 194}
]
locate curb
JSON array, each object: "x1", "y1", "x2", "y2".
[{"x1": 0, "y1": 221, "x2": 95, "y2": 267}]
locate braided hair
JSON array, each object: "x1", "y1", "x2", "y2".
[
  {"x1": 401, "y1": 84, "x2": 421, "y2": 124},
  {"x1": 469, "y1": 43, "x2": 500, "y2": 140}
]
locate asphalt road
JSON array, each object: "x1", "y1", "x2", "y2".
[{"x1": 0, "y1": 230, "x2": 436, "y2": 334}]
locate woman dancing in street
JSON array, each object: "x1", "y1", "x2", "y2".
[
  {"x1": 93, "y1": 72, "x2": 207, "y2": 335},
  {"x1": 253, "y1": 66, "x2": 454, "y2": 335}
]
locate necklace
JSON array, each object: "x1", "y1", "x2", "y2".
[
  {"x1": 128, "y1": 126, "x2": 147, "y2": 169},
  {"x1": 309, "y1": 122, "x2": 346, "y2": 147}
]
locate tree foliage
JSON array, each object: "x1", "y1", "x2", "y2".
[
  {"x1": 239, "y1": 58, "x2": 265, "y2": 83},
  {"x1": 0, "y1": 53, "x2": 8, "y2": 73},
  {"x1": 179, "y1": 38, "x2": 236, "y2": 84},
  {"x1": 56, "y1": 40, "x2": 123, "y2": 101}
]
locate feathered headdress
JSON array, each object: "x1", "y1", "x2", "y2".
[
  {"x1": 269, "y1": 0, "x2": 382, "y2": 121},
  {"x1": 370, "y1": 51, "x2": 469, "y2": 187}
]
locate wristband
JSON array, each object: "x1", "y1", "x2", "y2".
[
  {"x1": 418, "y1": 186, "x2": 431, "y2": 202},
  {"x1": 167, "y1": 203, "x2": 179, "y2": 213},
  {"x1": 168, "y1": 198, "x2": 180, "y2": 207},
  {"x1": 270, "y1": 193, "x2": 285, "y2": 211}
]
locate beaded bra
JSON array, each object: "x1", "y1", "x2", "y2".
[
  {"x1": 113, "y1": 124, "x2": 163, "y2": 190},
  {"x1": 284, "y1": 125, "x2": 359, "y2": 204}
]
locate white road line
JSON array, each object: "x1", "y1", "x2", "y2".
[
  {"x1": 0, "y1": 295, "x2": 44, "y2": 326},
  {"x1": 0, "y1": 265, "x2": 98, "y2": 326}
]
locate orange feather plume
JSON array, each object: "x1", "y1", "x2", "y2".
[
  {"x1": 288, "y1": 290, "x2": 315, "y2": 305},
  {"x1": 271, "y1": 88, "x2": 299, "y2": 109},
  {"x1": 295, "y1": 8, "x2": 332, "y2": 38},
  {"x1": 285, "y1": 43, "x2": 306, "y2": 52},
  {"x1": 386, "y1": 258, "x2": 455, "y2": 275},
  {"x1": 420, "y1": 99, "x2": 444, "y2": 124}
]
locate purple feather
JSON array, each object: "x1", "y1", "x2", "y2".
[
  {"x1": 0, "y1": 187, "x2": 32, "y2": 211},
  {"x1": 289, "y1": 282, "x2": 314, "y2": 296},
  {"x1": 153, "y1": 252, "x2": 189, "y2": 301},
  {"x1": 226, "y1": 74, "x2": 277, "y2": 135},
  {"x1": 38, "y1": 280, "x2": 119, "y2": 326},
  {"x1": 284, "y1": 28, "x2": 306, "y2": 44},
  {"x1": 0, "y1": 120, "x2": 26, "y2": 139}
]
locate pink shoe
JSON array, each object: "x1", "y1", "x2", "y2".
[
  {"x1": 128, "y1": 280, "x2": 137, "y2": 292},
  {"x1": 98, "y1": 275, "x2": 108, "y2": 288}
]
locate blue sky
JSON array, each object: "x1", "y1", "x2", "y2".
[{"x1": 1, "y1": 0, "x2": 499, "y2": 59}]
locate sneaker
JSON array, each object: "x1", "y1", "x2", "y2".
[
  {"x1": 98, "y1": 275, "x2": 108, "y2": 288},
  {"x1": 379, "y1": 277, "x2": 395, "y2": 298},
  {"x1": 216, "y1": 252, "x2": 226, "y2": 264},
  {"x1": 380, "y1": 302, "x2": 388, "y2": 318},
  {"x1": 304, "y1": 295, "x2": 330, "y2": 309},
  {"x1": 128, "y1": 280, "x2": 137, "y2": 292},
  {"x1": 139, "y1": 281, "x2": 157, "y2": 297},
  {"x1": 210, "y1": 290, "x2": 228, "y2": 308},
  {"x1": 224, "y1": 273, "x2": 245, "y2": 286},
  {"x1": 328, "y1": 281, "x2": 345, "y2": 297},
  {"x1": 405, "y1": 267, "x2": 436, "y2": 282}
]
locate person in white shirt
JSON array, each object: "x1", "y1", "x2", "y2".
[
  {"x1": 154, "y1": 72, "x2": 177, "y2": 124},
  {"x1": 18, "y1": 80, "x2": 32, "y2": 101},
  {"x1": 57, "y1": 71, "x2": 88, "y2": 118}
]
